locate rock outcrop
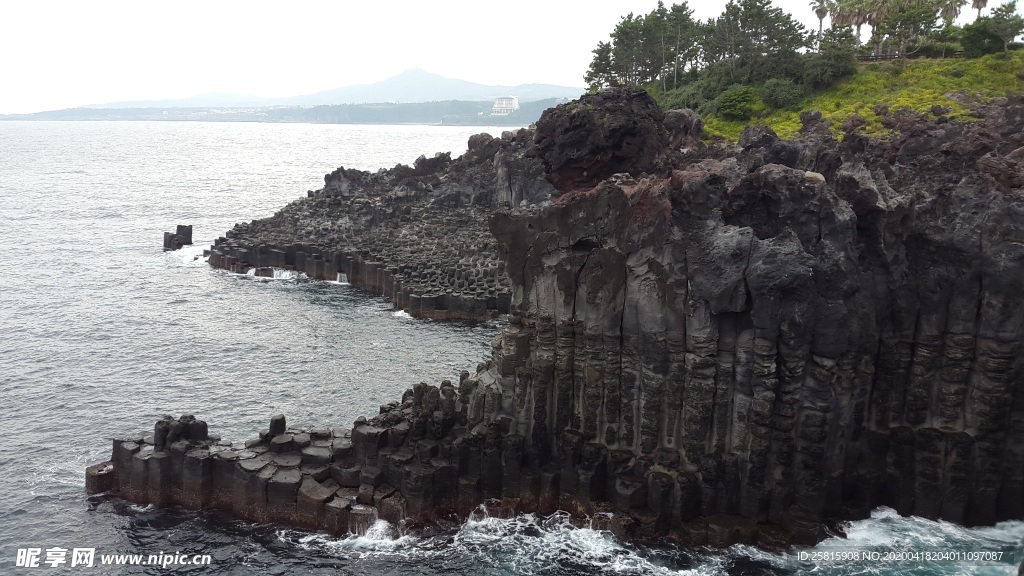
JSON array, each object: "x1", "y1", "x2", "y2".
[
  {"x1": 92, "y1": 89, "x2": 1024, "y2": 548},
  {"x1": 533, "y1": 88, "x2": 672, "y2": 193},
  {"x1": 163, "y1": 224, "x2": 193, "y2": 251},
  {"x1": 205, "y1": 129, "x2": 555, "y2": 320}
]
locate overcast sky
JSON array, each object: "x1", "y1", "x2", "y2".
[{"x1": 0, "y1": 0, "x2": 999, "y2": 114}]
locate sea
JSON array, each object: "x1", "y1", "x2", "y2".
[{"x1": 0, "y1": 120, "x2": 1021, "y2": 575}]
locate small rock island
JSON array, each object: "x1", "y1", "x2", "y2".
[{"x1": 90, "y1": 88, "x2": 1024, "y2": 548}]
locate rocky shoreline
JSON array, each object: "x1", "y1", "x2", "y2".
[
  {"x1": 203, "y1": 129, "x2": 556, "y2": 320},
  {"x1": 89, "y1": 88, "x2": 1024, "y2": 548}
]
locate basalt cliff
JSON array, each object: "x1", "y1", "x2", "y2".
[{"x1": 88, "y1": 88, "x2": 1024, "y2": 548}]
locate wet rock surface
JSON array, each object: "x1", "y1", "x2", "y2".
[
  {"x1": 92, "y1": 89, "x2": 1024, "y2": 547},
  {"x1": 162, "y1": 224, "x2": 192, "y2": 251}
]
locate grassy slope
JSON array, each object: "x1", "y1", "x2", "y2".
[{"x1": 700, "y1": 50, "x2": 1024, "y2": 140}]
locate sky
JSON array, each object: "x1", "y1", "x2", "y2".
[{"x1": 0, "y1": 0, "x2": 1002, "y2": 114}]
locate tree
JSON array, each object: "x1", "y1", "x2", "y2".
[
  {"x1": 961, "y1": 16, "x2": 1003, "y2": 54},
  {"x1": 811, "y1": 0, "x2": 835, "y2": 41},
  {"x1": 939, "y1": 0, "x2": 968, "y2": 22},
  {"x1": 642, "y1": 2, "x2": 672, "y2": 90},
  {"x1": 988, "y1": 0, "x2": 1024, "y2": 53},
  {"x1": 704, "y1": 0, "x2": 809, "y2": 83},
  {"x1": 705, "y1": 2, "x2": 744, "y2": 82},
  {"x1": 804, "y1": 27, "x2": 858, "y2": 87},
  {"x1": 667, "y1": 3, "x2": 699, "y2": 88},
  {"x1": 834, "y1": 0, "x2": 871, "y2": 40},
  {"x1": 585, "y1": 41, "x2": 615, "y2": 90},
  {"x1": 927, "y1": 20, "x2": 964, "y2": 56},
  {"x1": 584, "y1": 4, "x2": 700, "y2": 90},
  {"x1": 867, "y1": 0, "x2": 943, "y2": 56},
  {"x1": 611, "y1": 14, "x2": 646, "y2": 86},
  {"x1": 973, "y1": 0, "x2": 989, "y2": 17}
]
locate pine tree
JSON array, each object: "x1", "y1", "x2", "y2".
[{"x1": 989, "y1": 0, "x2": 1024, "y2": 53}]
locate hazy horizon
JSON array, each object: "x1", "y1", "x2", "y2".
[
  {"x1": 1, "y1": 0, "x2": 998, "y2": 114},
  {"x1": 73, "y1": 68, "x2": 586, "y2": 110}
]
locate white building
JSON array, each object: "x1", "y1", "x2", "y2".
[{"x1": 491, "y1": 96, "x2": 520, "y2": 116}]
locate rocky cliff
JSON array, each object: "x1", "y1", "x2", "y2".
[
  {"x1": 90, "y1": 88, "x2": 1024, "y2": 548},
  {"x1": 483, "y1": 88, "x2": 1024, "y2": 543},
  {"x1": 205, "y1": 129, "x2": 554, "y2": 320}
]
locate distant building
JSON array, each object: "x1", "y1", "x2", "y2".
[{"x1": 491, "y1": 96, "x2": 519, "y2": 116}]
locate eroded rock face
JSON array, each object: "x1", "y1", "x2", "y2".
[
  {"x1": 204, "y1": 129, "x2": 555, "y2": 320},
  {"x1": 532, "y1": 88, "x2": 670, "y2": 192},
  {"x1": 484, "y1": 94, "x2": 1024, "y2": 542},
  {"x1": 92, "y1": 91, "x2": 1024, "y2": 548}
]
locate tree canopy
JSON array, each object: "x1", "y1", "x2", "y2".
[{"x1": 585, "y1": 0, "x2": 1023, "y2": 119}]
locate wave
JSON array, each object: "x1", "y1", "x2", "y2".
[
  {"x1": 164, "y1": 244, "x2": 208, "y2": 267},
  {"x1": 800, "y1": 507, "x2": 1024, "y2": 575},
  {"x1": 268, "y1": 506, "x2": 1024, "y2": 575},
  {"x1": 240, "y1": 268, "x2": 308, "y2": 281}
]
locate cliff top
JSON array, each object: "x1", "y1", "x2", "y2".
[{"x1": 699, "y1": 51, "x2": 1024, "y2": 140}]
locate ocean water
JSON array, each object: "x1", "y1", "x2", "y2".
[{"x1": 0, "y1": 120, "x2": 1020, "y2": 575}]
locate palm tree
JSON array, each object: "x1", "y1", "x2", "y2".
[
  {"x1": 939, "y1": 0, "x2": 967, "y2": 22},
  {"x1": 811, "y1": 0, "x2": 833, "y2": 40},
  {"x1": 972, "y1": 0, "x2": 988, "y2": 17},
  {"x1": 835, "y1": 0, "x2": 871, "y2": 40},
  {"x1": 863, "y1": 0, "x2": 896, "y2": 55},
  {"x1": 864, "y1": 0, "x2": 890, "y2": 29}
]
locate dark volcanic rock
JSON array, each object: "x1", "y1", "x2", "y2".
[
  {"x1": 486, "y1": 93, "x2": 1024, "y2": 541},
  {"x1": 92, "y1": 91, "x2": 1024, "y2": 548},
  {"x1": 664, "y1": 108, "x2": 704, "y2": 148},
  {"x1": 163, "y1": 224, "x2": 193, "y2": 251},
  {"x1": 532, "y1": 87, "x2": 670, "y2": 192},
  {"x1": 204, "y1": 128, "x2": 558, "y2": 321}
]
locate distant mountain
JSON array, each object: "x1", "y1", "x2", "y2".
[
  {"x1": 0, "y1": 97, "x2": 568, "y2": 127},
  {"x1": 283, "y1": 69, "x2": 584, "y2": 105},
  {"x1": 88, "y1": 69, "x2": 584, "y2": 109}
]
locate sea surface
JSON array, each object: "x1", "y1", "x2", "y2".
[{"x1": 0, "y1": 120, "x2": 1021, "y2": 575}]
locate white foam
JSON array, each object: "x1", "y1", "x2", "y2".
[
  {"x1": 239, "y1": 268, "x2": 306, "y2": 281},
  {"x1": 165, "y1": 244, "x2": 207, "y2": 267},
  {"x1": 454, "y1": 509, "x2": 683, "y2": 575},
  {"x1": 273, "y1": 508, "x2": 1024, "y2": 574},
  {"x1": 804, "y1": 506, "x2": 1024, "y2": 575},
  {"x1": 392, "y1": 310, "x2": 412, "y2": 319},
  {"x1": 282, "y1": 521, "x2": 418, "y2": 558}
]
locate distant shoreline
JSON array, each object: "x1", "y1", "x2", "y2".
[
  {"x1": 0, "y1": 98, "x2": 563, "y2": 127},
  {"x1": 0, "y1": 117, "x2": 532, "y2": 128}
]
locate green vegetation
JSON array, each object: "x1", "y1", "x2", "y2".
[
  {"x1": 703, "y1": 50, "x2": 1024, "y2": 139},
  {"x1": 585, "y1": 0, "x2": 1024, "y2": 140}
]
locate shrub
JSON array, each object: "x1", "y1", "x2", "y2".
[
  {"x1": 657, "y1": 80, "x2": 712, "y2": 112},
  {"x1": 915, "y1": 41, "x2": 963, "y2": 58},
  {"x1": 714, "y1": 86, "x2": 758, "y2": 119},
  {"x1": 749, "y1": 51, "x2": 806, "y2": 84},
  {"x1": 760, "y1": 78, "x2": 807, "y2": 110},
  {"x1": 803, "y1": 49, "x2": 858, "y2": 89}
]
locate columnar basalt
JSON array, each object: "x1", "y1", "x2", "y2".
[
  {"x1": 163, "y1": 224, "x2": 193, "y2": 251},
  {"x1": 92, "y1": 89, "x2": 1024, "y2": 548},
  {"x1": 205, "y1": 130, "x2": 554, "y2": 320}
]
